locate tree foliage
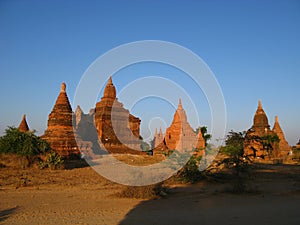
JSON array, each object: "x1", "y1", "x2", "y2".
[
  {"x1": 220, "y1": 130, "x2": 248, "y2": 178},
  {"x1": 0, "y1": 127, "x2": 50, "y2": 156},
  {"x1": 222, "y1": 130, "x2": 246, "y2": 157}
]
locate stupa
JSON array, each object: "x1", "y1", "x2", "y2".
[
  {"x1": 154, "y1": 99, "x2": 205, "y2": 155},
  {"x1": 153, "y1": 128, "x2": 164, "y2": 148},
  {"x1": 93, "y1": 76, "x2": 142, "y2": 154},
  {"x1": 244, "y1": 100, "x2": 290, "y2": 158},
  {"x1": 272, "y1": 116, "x2": 291, "y2": 156},
  {"x1": 18, "y1": 114, "x2": 29, "y2": 132},
  {"x1": 41, "y1": 83, "x2": 80, "y2": 158}
]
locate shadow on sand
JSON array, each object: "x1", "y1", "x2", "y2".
[
  {"x1": 119, "y1": 186, "x2": 300, "y2": 225},
  {"x1": 0, "y1": 206, "x2": 19, "y2": 222},
  {"x1": 119, "y1": 164, "x2": 300, "y2": 225}
]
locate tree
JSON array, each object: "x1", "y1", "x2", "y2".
[
  {"x1": 219, "y1": 130, "x2": 249, "y2": 193},
  {"x1": 261, "y1": 134, "x2": 280, "y2": 156},
  {"x1": 220, "y1": 130, "x2": 247, "y2": 177},
  {"x1": 222, "y1": 130, "x2": 246, "y2": 157}
]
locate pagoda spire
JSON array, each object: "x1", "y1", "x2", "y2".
[
  {"x1": 154, "y1": 128, "x2": 158, "y2": 137},
  {"x1": 159, "y1": 127, "x2": 163, "y2": 137},
  {"x1": 18, "y1": 114, "x2": 29, "y2": 132},
  {"x1": 272, "y1": 115, "x2": 291, "y2": 155},
  {"x1": 103, "y1": 76, "x2": 116, "y2": 99},
  {"x1": 178, "y1": 98, "x2": 183, "y2": 110},
  {"x1": 108, "y1": 76, "x2": 113, "y2": 85},
  {"x1": 258, "y1": 99, "x2": 262, "y2": 110},
  {"x1": 61, "y1": 82, "x2": 66, "y2": 93}
]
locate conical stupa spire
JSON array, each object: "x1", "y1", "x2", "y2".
[
  {"x1": 272, "y1": 116, "x2": 291, "y2": 154},
  {"x1": 258, "y1": 99, "x2": 262, "y2": 110},
  {"x1": 159, "y1": 127, "x2": 163, "y2": 137},
  {"x1": 178, "y1": 98, "x2": 183, "y2": 110},
  {"x1": 53, "y1": 82, "x2": 72, "y2": 111},
  {"x1": 273, "y1": 116, "x2": 282, "y2": 131},
  {"x1": 75, "y1": 105, "x2": 83, "y2": 113},
  {"x1": 18, "y1": 114, "x2": 29, "y2": 132},
  {"x1": 252, "y1": 99, "x2": 270, "y2": 134},
  {"x1": 42, "y1": 82, "x2": 80, "y2": 158},
  {"x1": 108, "y1": 76, "x2": 113, "y2": 85},
  {"x1": 103, "y1": 76, "x2": 116, "y2": 99},
  {"x1": 154, "y1": 128, "x2": 158, "y2": 137}
]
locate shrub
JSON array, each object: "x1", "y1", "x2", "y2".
[
  {"x1": 0, "y1": 127, "x2": 50, "y2": 156},
  {"x1": 176, "y1": 155, "x2": 203, "y2": 183},
  {"x1": 38, "y1": 151, "x2": 64, "y2": 169}
]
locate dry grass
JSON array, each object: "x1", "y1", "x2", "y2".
[
  {"x1": 116, "y1": 183, "x2": 166, "y2": 199},
  {"x1": 113, "y1": 154, "x2": 165, "y2": 166}
]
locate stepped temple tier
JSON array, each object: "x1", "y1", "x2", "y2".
[
  {"x1": 244, "y1": 100, "x2": 291, "y2": 159},
  {"x1": 18, "y1": 114, "x2": 29, "y2": 132},
  {"x1": 73, "y1": 76, "x2": 144, "y2": 155},
  {"x1": 41, "y1": 83, "x2": 80, "y2": 159},
  {"x1": 153, "y1": 99, "x2": 205, "y2": 155}
]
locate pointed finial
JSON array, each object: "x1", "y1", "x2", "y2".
[
  {"x1": 108, "y1": 76, "x2": 113, "y2": 85},
  {"x1": 154, "y1": 128, "x2": 158, "y2": 136},
  {"x1": 76, "y1": 105, "x2": 83, "y2": 113},
  {"x1": 61, "y1": 82, "x2": 66, "y2": 93},
  {"x1": 275, "y1": 115, "x2": 279, "y2": 123},
  {"x1": 22, "y1": 114, "x2": 26, "y2": 120},
  {"x1": 178, "y1": 98, "x2": 183, "y2": 109},
  {"x1": 258, "y1": 100, "x2": 262, "y2": 109},
  {"x1": 159, "y1": 127, "x2": 163, "y2": 136}
]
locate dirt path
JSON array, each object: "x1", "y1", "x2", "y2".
[{"x1": 0, "y1": 188, "x2": 140, "y2": 225}]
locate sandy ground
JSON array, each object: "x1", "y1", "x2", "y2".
[{"x1": 1, "y1": 162, "x2": 300, "y2": 225}]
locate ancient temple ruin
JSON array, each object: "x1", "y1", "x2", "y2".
[
  {"x1": 39, "y1": 78, "x2": 208, "y2": 157},
  {"x1": 272, "y1": 116, "x2": 291, "y2": 156},
  {"x1": 153, "y1": 128, "x2": 164, "y2": 149},
  {"x1": 18, "y1": 114, "x2": 29, "y2": 132},
  {"x1": 94, "y1": 76, "x2": 142, "y2": 153},
  {"x1": 154, "y1": 99, "x2": 205, "y2": 155},
  {"x1": 41, "y1": 83, "x2": 80, "y2": 158},
  {"x1": 244, "y1": 100, "x2": 290, "y2": 159},
  {"x1": 72, "y1": 77, "x2": 143, "y2": 155}
]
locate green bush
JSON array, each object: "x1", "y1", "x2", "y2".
[
  {"x1": 0, "y1": 127, "x2": 50, "y2": 156},
  {"x1": 176, "y1": 155, "x2": 203, "y2": 183}
]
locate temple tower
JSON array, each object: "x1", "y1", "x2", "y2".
[
  {"x1": 244, "y1": 100, "x2": 290, "y2": 159},
  {"x1": 41, "y1": 83, "x2": 80, "y2": 158},
  {"x1": 272, "y1": 116, "x2": 291, "y2": 156},
  {"x1": 154, "y1": 99, "x2": 205, "y2": 155},
  {"x1": 94, "y1": 76, "x2": 142, "y2": 154}
]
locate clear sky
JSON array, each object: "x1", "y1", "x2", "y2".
[{"x1": 0, "y1": 0, "x2": 299, "y2": 145}]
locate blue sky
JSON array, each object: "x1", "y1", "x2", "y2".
[{"x1": 0, "y1": 0, "x2": 299, "y2": 145}]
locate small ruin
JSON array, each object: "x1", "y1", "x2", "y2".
[
  {"x1": 18, "y1": 114, "x2": 29, "y2": 132},
  {"x1": 244, "y1": 100, "x2": 291, "y2": 159},
  {"x1": 153, "y1": 99, "x2": 205, "y2": 156}
]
